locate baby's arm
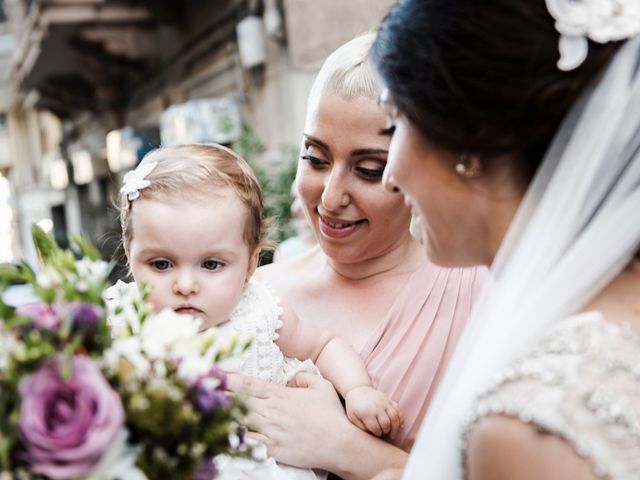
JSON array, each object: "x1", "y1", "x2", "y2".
[{"x1": 276, "y1": 302, "x2": 403, "y2": 438}]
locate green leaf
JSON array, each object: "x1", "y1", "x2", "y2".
[
  {"x1": 0, "y1": 262, "x2": 34, "y2": 286},
  {"x1": 31, "y1": 224, "x2": 60, "y2": 263},
  {"x1": 69, "y1": 235, "x2": 102, "y2": 261}
]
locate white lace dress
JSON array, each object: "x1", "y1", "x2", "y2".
[
  {"x1": 106, "y1": 279, "x2": 323, "y2": 479},
  {"x1": 212, "y1": 277, "x2": 324, "y2": 480},
  {"x1": 464, "y1": 312, "x2": 640, "y2": 480}
]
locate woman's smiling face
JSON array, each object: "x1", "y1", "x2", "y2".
[{"x1": 297, "y1": 93, "x2": 413, "y2": 264}]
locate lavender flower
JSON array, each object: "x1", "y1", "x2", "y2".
[
  {"x1": 191, "y1": 368, "x2": 231, "y2": 414},
  {"x1": 191, "y1": 456, "x2": 218, "y2": 480},
  {"x1": 70, "y1": 302, "x2": 104, "y2": 334}
]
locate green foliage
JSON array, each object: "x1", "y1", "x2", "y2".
[
  {"x1": 0, "y1": 262, "x2": 35, "y2": 287},
  {"x1": 259, "y1": 145, "x2": 299, "y2": 242},
  {"x1": 232, "y1": 128, "x2": 299, "y2": 264},
  {"x1": 31, "y1": 225, "x2": 58, "y2": 263},
  {"x1": 231, "y1": 126, "x2": 267, "y2": 161},
  {"x1": 68, "y1": 234, "x2": 103, "y2": 261}
]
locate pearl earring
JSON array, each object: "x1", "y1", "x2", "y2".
[{"x1": 455, "y1": 154, "x2": 482, "y2": 179}]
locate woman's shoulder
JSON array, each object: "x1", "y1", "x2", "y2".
[
  {"x1": 257, "y1": 246, "x2": 323, "y2": 290},
  {"x1": 466, "y1": 415, "x2": 598, "y2": 480},
  {"x1": 465, "y1": 312, "x2": 640, "y2": 480}
]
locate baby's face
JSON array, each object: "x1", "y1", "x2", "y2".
[{"x1": 128, "y1": 189, "x2": 257, "y2": 330}]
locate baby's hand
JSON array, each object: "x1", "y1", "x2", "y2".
[{"x1": 344, "y1": 386, "x2": 404, "y2": 438}]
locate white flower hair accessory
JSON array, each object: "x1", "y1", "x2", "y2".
[
  {"x1": 120, "y1": 161, "x2": 157, "y2": 201},
  {"x1": 546, "y1": 0, "x2": 640, "y2": 71}
]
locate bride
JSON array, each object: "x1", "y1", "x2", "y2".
[{"x1": 372, "y1": 0, "x2": 640, "y2": 478}]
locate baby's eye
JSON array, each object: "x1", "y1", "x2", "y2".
[
  {"x1": 151, "y1": 260, "x2": 171, "y2": 271},
  {"x1": 202, "y1": 259, "x2": 223, "y2": 271}
]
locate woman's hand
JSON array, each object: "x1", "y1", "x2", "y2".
[
  {"x1": 227, "y1": 372, "x2": 409, "y2": 479},
  {"x1": 371, "y1": 469, "x2": 404, "y2": 480},
  {"x1": 226, "y1": 372, "x2": 349, "y2": 470}
]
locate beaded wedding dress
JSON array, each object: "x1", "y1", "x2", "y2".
[{"x1": 464, "y1": 312, "x2": 640, "y2": 480}]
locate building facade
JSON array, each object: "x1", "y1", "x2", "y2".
[{"x1": 4, "y1": 0, "x2": 394, "y2": 267}]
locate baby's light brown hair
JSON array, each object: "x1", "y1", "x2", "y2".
[{"x1": 119, "y1": 144, "x2": 267, "y2": 255}]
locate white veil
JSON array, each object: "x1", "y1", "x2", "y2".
[{"x1": 404, "y1": 36, "x2": 640, "y2": 478}]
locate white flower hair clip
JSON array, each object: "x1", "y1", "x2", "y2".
[
  {"x1": 120, "y1": 161, "x2": 157, "y2": 202},
  {"x1": 546, "y1": 0, "x2": 640, "y2": 71}
]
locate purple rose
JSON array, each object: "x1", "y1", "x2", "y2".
[
  {"x1": 16, "y1": 302, "x2": 64, "y2": 330},
  {"x1": 18, "y1": 355, "x2": 124, "y2": 479},
  {"x1": 192, "y1": 368, "x2": 231, "y2": 414},
  {"x1": 70, "y1": 303, "x2": 104, "y2": 334}
]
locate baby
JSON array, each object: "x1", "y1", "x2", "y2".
[{"x1": 117, "y1": 144, "x2": 403, "y2": 478}]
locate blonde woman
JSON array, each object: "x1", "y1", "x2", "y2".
[{"x1": 228, "y1": 33, "x2": 487, "y2": 478}]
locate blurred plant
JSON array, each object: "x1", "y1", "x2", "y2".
[{"x1": 232, "y1": 127, "x2": 299, "y2": 264}]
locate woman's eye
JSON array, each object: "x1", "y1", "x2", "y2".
[
  {"x1": 378, "y1": 125, "x2": 396, "y2": 137},
  {"x1": 300, "y1": 154, "x2": 328, "y2": 169},
  {"x1": 202, "y1": 260, "x2": 223, "y2": 271},
  {"x1": 356, "y1": 167, "x2": 385, "y2": 182},
  {"x1": 151, "y1": 260, "x2": 171, "y2": 271}
]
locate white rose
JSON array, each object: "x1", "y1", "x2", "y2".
[
  {"x1": 103, "y1": 337, "x2": 150, "y2": 378},
  {"x1": 36, "y1": 268, "x2": 62, "y2": 289},
  {"x1": 140, "y1": 309, "x2": 202, "y2": 359},
  {"x1": 177, "y1": 354, "x2": 213, "y2": 383},
  {"x1": 87, "y1": 429, "x2": 147, "y2": 480},
  {"x1": 104, "y1": 281, "x2": 143, "y2": 336}
]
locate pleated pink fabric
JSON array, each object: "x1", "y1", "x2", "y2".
[{"x1": 360, "y1": 261, "x2": 487, "y2": 452}]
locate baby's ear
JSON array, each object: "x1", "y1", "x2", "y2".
[{"x1": 245, "y1": 247, "x2": 261, "y2": 281}]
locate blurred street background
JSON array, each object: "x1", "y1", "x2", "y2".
[{"x1": 0, "y1": 0, "x2": 394, "y2": 275}]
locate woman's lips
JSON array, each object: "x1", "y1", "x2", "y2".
[{"x1": 318, "y1": 214, "x2": 366, "y2": 239}]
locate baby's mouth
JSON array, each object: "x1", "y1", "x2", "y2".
[{"x1": 175, "y1": 306, "x2": 203, "y2": 316}]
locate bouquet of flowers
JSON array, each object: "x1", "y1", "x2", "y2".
[{"x1": 0, "y1": 226, "x2": 250, "y2": 479}]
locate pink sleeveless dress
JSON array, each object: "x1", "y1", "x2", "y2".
[{"x1": 361, "y1": 261, "x2": 487, "y2": 451}]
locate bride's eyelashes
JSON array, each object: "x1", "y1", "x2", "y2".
[
  {"x1": 378, "y1": 125, "x2": 396, "y2": 137},
  {"x1": 356, "y1": 167, "x2": 384, "y2": 182},
  {"x1": 301, "y1": 154, "x2": 328, "y2": 170}
]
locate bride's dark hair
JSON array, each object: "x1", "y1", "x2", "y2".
[{"x1": 372, "y1": 0, "x2": 621, "y2": 184}]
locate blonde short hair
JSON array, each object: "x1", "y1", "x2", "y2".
[
  {"x1": 119, "y1": 144, "x2": 266, "y2": 254},
  {"x1": 307, "y1": 32, "x2": 380, "y2": 106}
]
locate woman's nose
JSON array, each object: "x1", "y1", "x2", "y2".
[
  {"x1": 321, "y1": 169, "x2": 350, "y2": 211},
  {"x1": 382, "y1": 169, "x2": 401, "y2": 194},
  {"x1": 173, "y1": 270, "x2": 200, "y2": 296}
]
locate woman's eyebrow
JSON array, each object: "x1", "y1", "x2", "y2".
[
  {"x1": 352, "y1": 148, "x2": 388, "y2": 157},
  {"x1": 303, "y1": 134, "x2": 387, "y2": 157},
  {"x1": 303, "y1": 134, "x2": 330, "y2": 151}
]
